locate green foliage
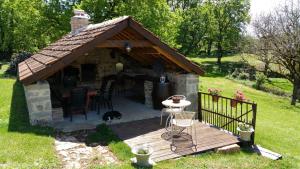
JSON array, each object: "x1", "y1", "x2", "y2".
[
  {"x1": 5, "y1": 52, "x2": 31, "y2": 76},
  {"x1": 0, "y1": 0, "x2": 75, "y2": 57},
  {"x1": 176, "y1": 0, "x2": 250, "y2": 61},
  {"x1": 116, "y1": 0, "x2": 181, "y2": 47},
  {"x1": 177, "y1": 5, "x2": 213, "y2": 55},
  {"x1": 80, "y1": 0, "x2": 122, "y2": 23},
  {"x1": 255, "y1": 72, "x2": 267, "y2": 89},
  {"x1": 238, "y1": 122, "x2": 252, "y2": 131},
  {"x1": 238, "y1": 71, "x2": 250, "y2": 80}
]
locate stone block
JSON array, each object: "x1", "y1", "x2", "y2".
[
  {"x1": 216, "y1": 144, "x2": 240, "y2": 154},
  {"x1": 53, "y1": 108, "x2": 64, "y2": 122},
  {"x1": 24, "y1": 81, "x2": 52, "y2": 125}
]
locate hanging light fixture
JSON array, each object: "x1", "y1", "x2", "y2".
[{"x1": 125, "y1": 42, "x2": 131, "y2": 53}]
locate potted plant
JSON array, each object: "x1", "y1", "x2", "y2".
[
  {"x1": 132, "y1": 144, "x2": 153, "y2": 167},
  {"x1": 208, "y1": 88, "x2": 222, "y2": 102},
  {"x1": 172, "y1": 95, "x2": 181, "y2": 103},
  {"x1": 231, "y1": 90, "x2": 246, "y2": 107},
  {"x1": 237, "y1": 122, "x2": 254, "y2": 141}
]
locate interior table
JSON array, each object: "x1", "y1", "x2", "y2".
[{"x1": 62, "y1": 88, "x2": 98, "y2": 117}]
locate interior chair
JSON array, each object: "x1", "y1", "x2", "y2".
[
  {"x1": 161, "y1": 95, "x2": 187, "y2": 128},
  {"x1": 96, "y1": 80, "x2": 115, "y2": 114},
  {"x1": 69, "y1": 87, "x2": 88, "y2": 122},
  {"x1": 170, "y1": 111, "x2": 197, "y2": 151}
]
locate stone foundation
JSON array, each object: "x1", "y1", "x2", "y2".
[
  {"x1": 24, "y1": 81, "x2": 52, "y2": 125},
  {"x1": 52, "y1": 107, "x2": 64, "y2": 122},
  {"x1": 167, "y1": 73, "x2": 199, "y2": 113},
  {"x1": 144, "y1": 81, "x2": 153, "y2": 108}
]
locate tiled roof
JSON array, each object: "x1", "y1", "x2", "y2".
[{"x1": 18, "y1": 16, "x2": 203, "y2": 85}]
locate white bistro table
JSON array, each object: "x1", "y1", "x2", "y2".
[
  {"x1": 162, "y1": 99, "x2": 191, "y2": 108},
  {"x1": 161, "y1": 99, "x2": 191, "y2": 131}
]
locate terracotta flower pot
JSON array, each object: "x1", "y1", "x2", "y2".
[
  {"x1": 231, "y1": 100, "x2": 238, "y2": 107},
  {"x1": 172, "y1": 96, "x2": 181, "y2": 103},
  {"x1": 212, "y1": 95, "x2": 219, "y2": 102}
]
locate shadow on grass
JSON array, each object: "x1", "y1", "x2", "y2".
[
  {"x1": 8, "y1": 81, "x2": 54, "y2": 136},
  {"x1": 194, "y1": 61, "x2": 251, "y2": 77}
]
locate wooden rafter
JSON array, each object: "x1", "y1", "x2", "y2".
[{"x1": 97, "y1": 40, "x2": 153, "y2": 48}]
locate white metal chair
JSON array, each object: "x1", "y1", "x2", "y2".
[
  {"x1": 170, "y1": 111, "x2": 197, "y2": 151},
  {"x1": 160, "y1": 95, "x2": 186, "y2": 129}
]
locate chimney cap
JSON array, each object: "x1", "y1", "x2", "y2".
[{"x1": 73, "y1": 9, "x2": 90, "y2": 19}]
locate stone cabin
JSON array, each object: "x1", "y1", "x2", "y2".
[{"x1": 18, "y1": 10, "x2": 204, "y2": 125}]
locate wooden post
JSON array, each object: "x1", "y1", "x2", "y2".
[
  {"x1": 198, "y1": 92, "x2": 202, "y2": 122},
  {"x1": 251, "y1": 103, "x2": 257, "y2": 145}
]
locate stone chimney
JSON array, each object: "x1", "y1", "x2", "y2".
[{"x1": 70, "y1": 9, "x2": 90, "y2": 34}]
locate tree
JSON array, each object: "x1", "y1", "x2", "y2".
[
  {"x1": 253, "y1": 0, "x2": 300, "y2": 105},
  {"x1": 254, "y1": 36, "x2": 274, "y2": 76},
  {"x1": 211, "y1": 0, "x2": 250, "y2": 64},
  {"x1": 0, "y1": 0, "x2": 14, "y2": 59},
  {"x1": 167, "y1": 0, "x2": 202, "y2": 11},
  {"x1": 117, "y1": 0, "x2": 181, "y2": 47},
  {"x1": 80, "y1": 0, "x2": 123, "y2": 23},
  {"x1": 177, "y1": 4, "x2": 212, "y2": 56}
]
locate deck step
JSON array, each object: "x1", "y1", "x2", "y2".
[
  {"x1": 216, "y1": 144, "x2": 240, "y2": 154},
  {"x1": 252, "y1": 145, "x2": 282, "y2": 160}
]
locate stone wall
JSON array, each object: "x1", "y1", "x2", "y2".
[
  {"x1": 24, "y1": 81, "x2": 52, "y2": 125},
  {"x1": 167, "y1": 73, "x2": 199, "y2": 114}
]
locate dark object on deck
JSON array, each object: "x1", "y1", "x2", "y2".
[
  {"x1": 252, "y1": 145, "x2": 282, "y2": 160},
  {"x1": 69, "y1": 87, "x2": 88, "y2": 121},
  {"x1": 153, "y1": 82, "x2": 172, "y2": 109},
  {"x1": 102, "y1": 111, "x2": 122, "y2": 121}
]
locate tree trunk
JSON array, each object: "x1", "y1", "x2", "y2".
[
  {"x1": 263, "y1": 62, "x2": 270, "y2": 77},
  {"x1": 207, "y1": 40, "x2": 212, "y2": 56},
  {"x1": 291, "y1": 79, "x2": 300, "y2": 105},
  {"x1": 217, "y1": 42, "x2": 223, "y2": 64}
]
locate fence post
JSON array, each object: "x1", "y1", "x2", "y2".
[
  {"x1": 251, "y1": 103, "x2": 257, "y2": 145},
  {"x1": 198, "y1": 92, "x2": 202, "y2": 122}
]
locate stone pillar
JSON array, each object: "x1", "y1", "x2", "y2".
[
  {"x1": 144, "y1": 81, "x2": 153, "y2": 108},
  {"x1": 167, "y1": 73, "x2": 199, "y2": 113},
  {"x1": 24, "y1": 81, "x2": 52, "y2": 125}
]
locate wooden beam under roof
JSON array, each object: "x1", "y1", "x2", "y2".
[{"x1": 97, "y1": 40, "x2": 153, "y2": 48}]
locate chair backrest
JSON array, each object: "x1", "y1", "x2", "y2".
[
  {"x1": 100, "y1": 75, "x2": 117, "y2": 92},
  {"x1": 167, "y1": 95, "x2": 186, "y2": 100},
  {"x1": 70, "y1": 87, "x2": 87, "y2": 108},
  {"x1": 107, "y1": 81, "x2": 115, "y2": 100},
  {"x1": 174, "y1": 111, "x2": 196, "y2": 126}
]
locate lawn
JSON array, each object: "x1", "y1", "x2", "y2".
[
  {"x1": 0, "y1": 60, "x2": 299, "y2": 168},
  {"x1": 0, "y1": 66, "x2": 59, "y2": 168}
]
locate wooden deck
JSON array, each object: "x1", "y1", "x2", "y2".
[{"x1": 109, "y1": 117, "x2": 239, "y2": 162}]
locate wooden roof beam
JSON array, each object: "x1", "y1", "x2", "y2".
[{"x1": 97, "y1": 40, "x2": 153, "y2": 48}]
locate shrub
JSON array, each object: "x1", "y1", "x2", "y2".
[
  {"x1": 238, "y1": 72, "x2": 250, "y2": 80},
  {"x1": 255, "y1": 72, "x2": 267, "y2": 89},
  {"x1": 5, "y1": 52, "x2": 31, "y2": 76}
]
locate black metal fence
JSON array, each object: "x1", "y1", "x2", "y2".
[{"x1": 198, "y1": 92, "x2": 257, "y2": 144}]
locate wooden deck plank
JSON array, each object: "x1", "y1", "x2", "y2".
[{"x1": 110, "y1": 117, "x2": 239, "y2": 162}]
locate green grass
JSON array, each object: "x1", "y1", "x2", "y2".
[
  {"x1": 265, "y1": 78, "x2": 293, "y2": 95},
  {"x1": 0, "y1": 65, "x2": 59, "y2": 168}
]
